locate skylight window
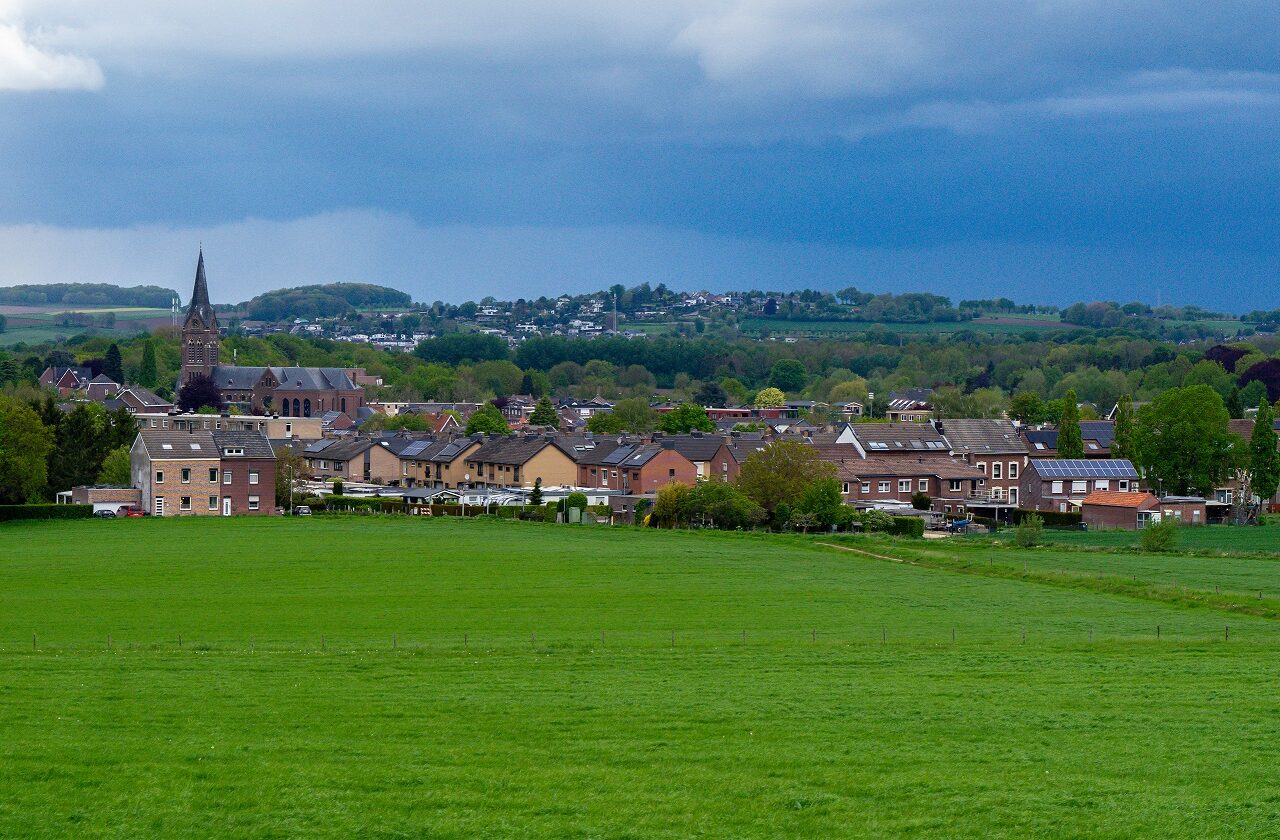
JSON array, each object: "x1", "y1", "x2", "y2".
[
  {"x1": 161, "y1": 444, "x2": 173, "y2": 450},
  {"x1": 190, "y1": 443, "x2": 201, "y2": 450}
]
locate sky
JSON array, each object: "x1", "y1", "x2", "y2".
[{"x1": 0, "y1": 1, "x2": 1278, "y2": 309}]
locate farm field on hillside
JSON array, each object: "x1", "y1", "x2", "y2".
[{"x1": 3, "y1": 517, "x2": 1280, "y2": 837}]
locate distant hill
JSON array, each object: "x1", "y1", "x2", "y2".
[
  {"x1": 0, "y1": 283, "x2": 178, "y2": 308},
  {"x1": 234, "y1": 283, "x2": 413, "y2": 321}
]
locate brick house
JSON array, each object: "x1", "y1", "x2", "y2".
[
  {"x1": 303, "y1": 438, "x2": 403, "y2": 483},
  {"x1": 1020, "y1": 459, "x2": 1139, "y2": 513},
  {"x1": 464, "y1": 433, "x2": 585, "y2": 489},
  {"x1": 936, "y1": 418, "x2": 1029, "y2": 508},
  {"x1": 662, "y1": 432, "x2": 746, "y2": 482},
  {"x1": 820, "y1": 452, "x2": 987, "y2": 513},
  {"x1": 117, "y1": 387, "x2": 174, "y2": 414},
  {"x1": 1081, "y1": 491, "x2": 1207, "y2": 529},
  {"x1": 40, "y1": 365, "x2": 92, "y2": 396},
  {"x1": 212, "y1": 430, "x2": 277, "y2": 515},
  {"x1": 84, "y1": 374, "x2": 121, "y2": 401},
  {"x1": 578, "y1": 442, "x2": 697, "y2": 492}
]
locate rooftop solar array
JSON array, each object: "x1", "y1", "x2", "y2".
[
  {"x1": 1031, "y1": 459, "x2": 1137, "y2": 478},
  {"x1": 399, "y1": 440, "x2": 431, "y2": 459}
]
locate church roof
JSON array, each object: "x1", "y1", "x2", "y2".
[
  {"x1": 209, "y1": 365, "x2": 357, "y2": 392},
  {"x1": 184, "y1": 250, "x2": 219, "y2": 331}
]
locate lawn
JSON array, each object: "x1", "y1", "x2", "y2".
[
  {"x1": 990, "y1": 522, "x2": 1280, "y2": 554},
  {"x1": 3, "y1": 517, "x2": 1280, "y2": 837}
]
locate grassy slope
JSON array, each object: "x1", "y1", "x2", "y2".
[
  {"x1": 992, "y1": 523, "x2": 1280, "y2": 554},
  {"x1": 3, "y1": 518, "x2": 1280, "y2": 837}
]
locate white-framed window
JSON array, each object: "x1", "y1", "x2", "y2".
[
  {"x1": 949, "y1": 480, "x2": 962, "y2": 492},
  {"x1": 180, "y1": 496, "x2": 191, "y2": 510},
  {"x1": 181, "y1": 468, "x2": 191, "y2": 483},
  {"x1": 208, "y1": 468, "x2": 218, "y2": 482},
  {"x1": 1008, "y1": 462, "x2": 1018, "y2": 479},
  {"x1": 1008, "y1": 488, "x2": 1018, "y2": 504},
  {"x1": 156, "y1": 470, "x2": 164, "y2": 484},
  {"x1": 1119, "y1": 480, "x2": 1130, "y2": 491},
  {"x1": 249, "y1": 470, "x2": 259, "y2": 485},
  {"x1": 208, "y1": 496, "x2": 218, "y2": 510},
  {"x1": 1059, "y1": 502, "x2": 1068, "y2": 512},
  {"x1": 248, "y1": 495, "x2": 260, "y2": 511},
  {"x1": 978, "y1": 462, "x2": 987, "y2": 474},
  {"x1": 878, "y1": 481, "x2": 890, "y2": 492},
  {"x1": 992, "y1": 487, "x2": 1003, "y2": 500},
  {"x1": 919, "y1": 479, "x2": 929, "y2": 492},
  {"x1": 861, "y1": 482, "x2": 870, "y2": 493},
  {"x1": 1051, "y1": 480, "x2": 1063, "y2": 494},
  {"x1": 1071, "y1": 480, "x2": 1087, "y2": 493},
  {"x1": 842, "y1": 482, "x2": 850, "y2": 493},
  {"x1": 898, "y1": 480, "x2": 910, "y2": 492},
  {"x1": 992, "y1": 463, "x2": 1002, "y2": 480},
  {"x1": 1095, "y1": 480, "x2": 1109, "y2": 490},
  {"x1": 223, "y1": 471, "x2": 232, "y2": 485}
]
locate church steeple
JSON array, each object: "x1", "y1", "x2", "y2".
[{"x1": 180, "y1": 249, "x2": 220, "y2": 383}]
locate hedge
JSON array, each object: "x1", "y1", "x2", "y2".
[
  {"x1": 1012, "y1": 508, "x2": 1082, "y2": 527},
  {"x1": 888, "y1": 516, "x2": 925, "y2": 538},
  {"x1": 0, "y1": 504, "x2": 93, "y2": 522}
]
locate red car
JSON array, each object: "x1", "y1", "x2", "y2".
[{"x1": 116, "y1": 505, "x2": 147, "y2": 517}]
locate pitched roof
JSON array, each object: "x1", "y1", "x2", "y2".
[
  {"x1": 662, "y1": 433, "x2": 726, "y2": 461},
  {"x1": 937, "y1": 418, "x2": 1026, "y2": 455},
  {"x1": 137, "y1": 428, "x2": 218, "y2": 458},
  {"x1": 184, "y1": 249, "x2": 218, "y2": 330},
  {"x1": 1081, "y1": 491, "x2": 1158, "y2": 509},
  {"x1": 121, "y1": 386, "x2": 171, "y2": 407},
  {"x1": 1028, "y1": 459, "x2": 1138, "y2": 478},
  {"x1": 212, "y1": 430, "x2": 276, "y2": 459},
  {"x1": 846, "y1": 422, "x2": 950, "y2": 452},
  {"x1": 305, "y1": 438, "x2": 374, "y2": 462},
  {"x1": 467, "y1": 435, "x2": 554, "y2": 466}
]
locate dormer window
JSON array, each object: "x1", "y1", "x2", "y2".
[{"x1": 223, "y1": 447, "x2": 245, "y2": 456}]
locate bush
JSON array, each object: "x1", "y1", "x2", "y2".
[
  {"x1": 566, "y1": 492, "x2": 589, "y2": 512},
  {"x1": 0, "y1": 504, "x2": 93, "y2": 521},
  {"x1": 888, "y1": 516, "x2": 925, "y2": 538},
  {"x1": 1013, "y1": 508, "x2": 1081, "y2": 527},
  {"x1": 910, "y1": 492, "x2": 931, "y2": 511},
  {"x1": 1014, "y1": 512, "x2": 1043, "y2": 548},
  {"x1": 860, "y1": 510, "x2": 894, "y2": 533},
  {"x1": 1140, "y1": 517, "x2": 1180, "y2": 552},
  {"x1": 332, "y1": 480, "x2": 344, "y2": 496}
]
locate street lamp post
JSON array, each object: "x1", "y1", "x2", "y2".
[
  {"x1": 463, "y1": 474, "x2": 469, "y2": 518},
  {"x1": 868, "y1": 391, "x2": 875, "y2": 420},
  {"x1": 288, "y1": 464, "x2": 294, "y2": 516}
]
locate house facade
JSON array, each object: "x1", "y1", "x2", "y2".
[{"x1": 1020, "y1": 459, "x2": 1139, "y2": 512}]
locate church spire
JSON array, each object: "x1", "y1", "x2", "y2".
[{"x1": 184, "y1": 248, "x2": 218, "y2": 330}]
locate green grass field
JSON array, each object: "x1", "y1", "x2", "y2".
[{"x1": 4, "y1": 517, "x2": 1280, "y2": 837}]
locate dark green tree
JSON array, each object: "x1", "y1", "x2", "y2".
[
  {"x1": 0, "y1": 396, "x2": 54, "y2": 503},
  {"x1": 138, "y1": 340, "x2": 158, "y2": 388},
  {"x1": 177, "y1": 374, "x2": 224, "y2": 413},
  {"x1": 1134, "y1": 385, "x2": 1237, "y2": 496},
  {"x1": 1112, "y1": 394, "x2": 1137, "y2": 461},
  {"x1": 104, "y1": 343, "x2": 124, "y2": 384},
  {"x1": 694, "y1": 381, "x2": 727, "y2": 407},
  {"x1": 48, "y1": 406, "x2": 110, "y2": 492},
  {"x1": 1249, "y1": 399, "x2": 1280, "y2": 503},
  {"x1": 659, "y1": 403, "x2": 715, "y2": 434},
  {"x1": 736, "y1": 440, "x2": 837, "y2": 515},
  {"x1": 529, "y1": 477, "x2": 543, "y2": 506},
  {"x1": 1226, "y1": 386, "x2": 1244, "y2": 419},
  {"x1": 465, "y1": 403, "x2": 511, "y2": 436},
  {"x1": 1008, "y1": 391, "x2": 1046, "y2": 424},
  {"x1": 768, "y1": 359, "x2": 808, "y2": 393},
  {"x1": 1056, "y1": 390, "x2": 1084, "y2": 459},
  {"x1": 529, "y1": 397, "x2": 559, "y2": 427}
]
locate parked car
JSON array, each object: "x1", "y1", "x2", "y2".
[
  {"x1": 93, "y1": 509, "x2": 117, "y2": 519},
  {"x1": 116, "y1": 505, "x2": 146, "y2": 517},
  {"x1": 293, "y1": 505, "x2": 312, "y2": 517}
]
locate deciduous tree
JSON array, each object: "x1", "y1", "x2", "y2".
[
  {"x1": 1056, "y1": 390, "x2": 1084, "y2": 459},
  {"x1": 1134, "y1": 385, "x2": 1238, "y2": 496}
]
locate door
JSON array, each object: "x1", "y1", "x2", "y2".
[
  {"x1": 222, "y1": 498, "x2": 232, "y2": 517},
  {"x1": 155, "y1": 497, "x2": 165, "y2": 517}
]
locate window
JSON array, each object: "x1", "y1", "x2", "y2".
[
  {"x1": 208, "y1": 496, "x2": 218, "y2": 510},
  {"x1": 156, "y1": 470, "x2": 165, "y2": 483},
  {"x1": 181, "y1": 468, "x2": 191, "y2": 483},
  {"x1": 1051, "y1": 480, "x2": 1063, "y2": 494},
  {"x1": 223, "y1": 471, "x2": 232, "y2": 485},
  {"x1": 668, "y1": 469, "x2": 676, "y2": 478},
  {"x1": 944, "y1": 505, "x2": 951, "y2": 513},
  {"x1": 949, "y1": 480, "x2": 963, "y2": 492},
  {"x1": 249, "y1": 470, "x2": 259, "y2": 485},
  {"x1": 919, "y1": 479, "x2": 929, "y2": 492},
  {"x1": 248, "y1": 495, "x2": 260, "y2": 511},
  {"x1": 898, "y1": 480, "x2": 910, "y2": 492},
  {"x1": 860, "y1": 482, "x2": 870, "y2": 493},
  {"x1": 978, "y1": 462, "x2": 987, "y2": 474},
  {"x1": 1071, "y1": 480, "x2": 1087, "y2": 493},
  {"x1": 878, "y1": 481, "x2": 890, "y2": 492},
  {"x1": 1008, "y1": 462, "x2": 1018, "y2": 479},
  {"x1": 208, "y1": 468, "x2": 218, "y2": 482},
  {"x1": 180, "y1": 496, "x2": 191, "y2": 510},
  {"x1": 285, "y1": 423, "x2": 293, "y2": 435},
  {"x1": 1059, "y1": 502, "x2": 1068, "y2": 513},
  {"x1": 992, "y1": 487, "x2": 1003, "y2": 500},
  {"x1": 1095, "y1": 480, "x2": 1109, "y2": 491},
  {"x1": 842, "y1": 482, "x2": 850, "y2": 494},
  {"x1": 1008, "y1": 488, "x2": 1019, "y2": 505},
  {"x1": 1119, "y1": 480, "x2": 1129, "y2": 491},
  {"x1": 223, "y1": 447, "x2": 244, "y2": 456},
  {"x1": 992, "y1": 463, "x2": 1002, "y2": 480},
  {"x1": 1087, "y1": 442, "x2": 1099, "y2": 450}
]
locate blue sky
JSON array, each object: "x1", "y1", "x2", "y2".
[{"x1": 0, "y1": 2, "x2": 1278, "y2": 309}]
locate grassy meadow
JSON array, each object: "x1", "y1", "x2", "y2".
[{"x1": 3, "y1": 516, "x2": 1280, "y2": 837}]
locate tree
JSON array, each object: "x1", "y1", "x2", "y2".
[
  {"x1": 177, "y1": 374, "x2": 224, "y2": 413},
  {"x1": 96, "y1": 444, "x2": 132, "y2": 485},
  {"x1": 1249, "y1": 398, "x2": 1280, "y2": 504},
  {"x1": 1140, "y1": 516, "x2": 1179, "y2": 552},
  {"x1": 797, "y1": 477, "x2": 851, "y2": 528},
  {"x1": 465, "y1": 403, "x2": 511, "y2": 436},
  {"x1": 103, "y1": 343, "x2": 124, "y2": 384},
  {"x1": 529, "y1": 477, "x2": 543, "y2": 506},
  {"x1": 48, "y1": 405, "x2": 111, "y2": 493},
  {"x1": 1133, "y1": 385, "x2": 1238, "y2": 496},
  {"x1": 753, "y1": 387, "x2": 786, "y2": 409},
  {"x1": 587, "y1": 397, "x2": 657, "y2": 434},
  {"x1": 1056, "y1": 390, "x2": 1084, "y2": 459},
  {"x1": 695, "y1": 381, "x2": 727, "y2": 407},
  {"x1": 1240, "y1": 379, "x2": 1269, "y2": 412},
  {"x1": 529, "y1": 397, "x2": 559, "y2": 428},
  {"x1": 1008, "y1": 391, "x2": 1047, "y2": 424},
  {"x1": 659, "y1": 403, "x2": 715, "y2": 434},
  {"x1": 768, "y1": 359, "x2": 808, "y2": 393},
  {"x1": 0, "y1": 396, "x2": 54, "y2": 503},
  {"x1": 651, "y1": 482, "x2": 692, "y2": 528},
  {"x1": 736, "y1": 440, "x2": 836, "y2": 514},
  {"x1": 1112, "y1": 394, "x2": 1137, "y2": 461},
  {"x1": 685, "y1": 480, "x2": 765, "y2": 530},
  {"x1": 1226, "y1": 387, "x2": 1244, "y2": 419},
  {"x1": 274, "y1": 445, "x2": 305, "y2": 507}
]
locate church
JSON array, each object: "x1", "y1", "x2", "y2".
[{"x1": 180, "y1": 251, "x2": 366, "y2": 420}]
